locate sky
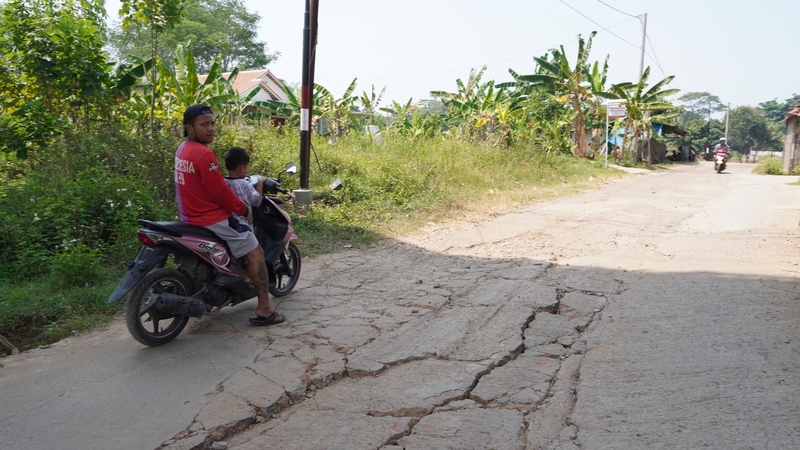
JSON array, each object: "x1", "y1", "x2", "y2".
[{"x1": 106, "y1": 0, "x2": 799, "y2": 112}]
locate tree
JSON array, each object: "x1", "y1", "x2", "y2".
[
  {"x1": 416, "y1": 99, "x2": 447, "y2": 117},
  {"x1": 156, "y1": 43, "x2": 236, "y2": 129},
  {"x1": 317, "y1": 79, "x2": 359, "y2": 143},
  {"x1": 432, "y1": 66, "x2": 493, "y2": 139},
  {"x1": 358, "y1": 85, "x2": 386, "y2": 126},
  {"x1": 728, "y1": 106, "x2": 781, "y2": 154},
  {"x1": 600, "y1": 67, "x2": 680, "y2": 160},
  {"x1": 504, "y1": 32, "x2": 605, "y2": 157},
  {"x1": 118, "y1": 0, "x2": 185, "y2": 138},
  {"x1": 677, "y1": 92, "x2": 725, "y2": 123},
  {"x1": 759, "y1": 95, "x2": 799, "y2": 123},
  {"x1": 0, "y1": 0, "x2": 113, "y2": 159},
  {"x1": 109, "y1": 0, "x2": 278, "y2": 73},
  {"x1": 674, "y1": 118, "x2": 724, "y2": 153}
]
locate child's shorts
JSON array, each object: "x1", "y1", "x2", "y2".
[{"x1": 205, "y1": 216, "x2": 259, "y2": 258}]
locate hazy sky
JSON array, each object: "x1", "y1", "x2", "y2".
[{"x1": 107, "y1": 0, "x2": 799, "y2": 111}]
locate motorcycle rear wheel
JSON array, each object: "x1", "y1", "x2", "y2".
[
  {"x1": 270, "y1": 242, "x2": 301, "y2": 297},
  {"x1": 126, "y1": 268, "x2": 192, "y2": 347}
]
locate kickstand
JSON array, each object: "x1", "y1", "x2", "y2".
[{"x1": 206, "y1": 296, "x2": 233, "y2": 316}]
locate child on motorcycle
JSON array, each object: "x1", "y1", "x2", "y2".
[{"x1": 224, "y1": 147, "x2": 265, "y2": 222}]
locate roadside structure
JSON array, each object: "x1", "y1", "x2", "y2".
[{"x1": 781, "y1": 97, "x2": 800, "y2": 174}]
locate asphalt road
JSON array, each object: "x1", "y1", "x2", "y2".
[{"x1": 1, "y1": 161, "x2": 798, "y2": 450}]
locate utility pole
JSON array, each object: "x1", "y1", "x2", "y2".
[
  {"x1": 631, "y1": 13, "x2": 647, "y2": 162},
  {"x1": 295, "y1": 0, "x2": 319, "y2": 207},
  {"x1": 724, "y1": 102, "x2": 730, "y2": 142},
  {"x1": 637, "y1": 13, "x2": 647, "y2": 84}
]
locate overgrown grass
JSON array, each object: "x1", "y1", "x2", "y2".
[
  {"x1": 0, "y1": 124, "x2": 630, "y2": 355},
  {"x1": 752, "y1": 156, "x2": 785, "y2": 175}
]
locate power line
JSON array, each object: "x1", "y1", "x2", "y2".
[
  {"x1": 645, "y1": 34, "x2": 668, "y2": 78},
  {"x1": 560, "y1": 0, "x2": 681, "y2": 96},
  {"x1": 595, "y1": 0, "x2": 639, "y2": 19},
  {"x1": 315, "y1": 18, "x2": 638, "y2": 85},
  {"x1": 559, "y1": 0, "x2": 640, "y2": 50}
]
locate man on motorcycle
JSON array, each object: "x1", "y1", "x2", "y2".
[
  {"x1": 175, "y1": 104, "x2": 285, "y2": 326},
  {"x1": 714, "y1": 137, "x2": 731, "y2": 162}
]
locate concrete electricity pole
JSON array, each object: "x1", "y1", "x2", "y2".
[
  {"x1": 631, "y1": 13, "x2": 647, "y2": 162},
  {"x1": 295, "y1": 0, "x2": 319, "y2": 207}
]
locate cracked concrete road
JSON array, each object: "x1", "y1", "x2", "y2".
[{"x1": 1, "y1": 161, "x2": 799, "y2": 450}]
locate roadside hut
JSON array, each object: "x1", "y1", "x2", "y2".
[
  {"x1": 781, "y1": 97, "x2": 800, "y2": 174},
  {"x1": 637, "y1": 124, "x2": 689, "y2": 164}
]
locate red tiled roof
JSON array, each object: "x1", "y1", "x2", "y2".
[{"x1": 197, "y1": 69, "x2": 285, "y2": 100}]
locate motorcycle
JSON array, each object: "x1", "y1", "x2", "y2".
[
  {"x1": 714, "y1": 152, "x2": 727, "y2": 173},
  {"x1": 107, "y1": 162, "x2": 301, "y2": 347}
]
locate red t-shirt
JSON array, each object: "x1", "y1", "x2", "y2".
[{"x1": 174, "y1": 140, "x2": 247, "y2": 226}]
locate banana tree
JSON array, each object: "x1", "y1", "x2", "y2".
[
  {"x1": 359, "y1": 85, "x2": 386, "y2": 126},
  {"x1": 493, "y1": 101, "x2": 527, "y2": 147},
  {"x1": 585, "y1": 56, "x2": 611, "y2": 150},
  {"x1": 431, "y1": 66, "x2": 496, "y2": 139},
  {"x1": 598, "y1": 67, "x2": 680, "y2": 160},
  {"x1": 380, "y1": 98, "x2": 418, "y2": 135},
  {"x1": 250, "y1": 83, "x2": 329, "y2": 128},
  {"x1": 316, "y1": 78, "x2": 358, "y2": 143},
  {"x1": 505, "y1": 32, "x2": 599, "y2": 157},
  {"x1": 213, "y1": 68, "x2": 264, "y2": 125},
  {"x1": 527, "y1": 96, "x2": 577, "y2": 155},
  {"x1": 157, "y1": 43, "x2": 234, "y2": 128}
]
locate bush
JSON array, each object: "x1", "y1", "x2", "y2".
[
  {"x1": 50, "y1": 246, "x2": 108, "y2": 287},
  {"x1": 0, "y1": 167, "x2": 173, "y2": 280},
  {"x1": 753, "y1": 156, "x2": 784, "y2": 175}
]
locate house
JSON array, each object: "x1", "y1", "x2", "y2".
[
  {"x1": 781, "y1": 97, "x2": 800, "y2": 174},
  {"x1": 198, "y1": 69, "x2": 289, "y2": 119}
]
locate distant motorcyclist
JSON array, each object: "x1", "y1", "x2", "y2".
[{"x1": 714, "y1": 138, "x2": 731, "y2": 163}]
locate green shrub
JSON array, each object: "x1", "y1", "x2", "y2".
[
  {"x1": 753, "y1": 156, "x2": 784, "y2": 175},
  {"x1": 50, "y1": 246, "x2": 107, "y2": 287}
]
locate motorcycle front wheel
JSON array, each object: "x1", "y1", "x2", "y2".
[
  {"x1": 270, "y1": 242, "x2": 301, "y2": 297},
  {"x1": 125, "y1": 268, "x2": 192, "y2": 347}
]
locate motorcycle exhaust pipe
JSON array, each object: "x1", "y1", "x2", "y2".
[{"x1": 155, "y1": 293, "x2": 207, "y2": 318}]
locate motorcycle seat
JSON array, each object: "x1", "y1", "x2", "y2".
[{"x1": 137, "y1": 220, "x2": 220, "y2": 239}]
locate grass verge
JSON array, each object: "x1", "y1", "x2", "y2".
[{"x1": 0, "y1": 130, "x2": 634, "y2": 356}]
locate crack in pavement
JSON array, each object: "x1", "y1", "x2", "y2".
[{"x1": 156, "y1": 251, "x2": 621, "y2": 450}]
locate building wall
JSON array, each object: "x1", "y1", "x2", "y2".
[{"x1": 783, "y1": 116, "x2": 799, "y2": 173}]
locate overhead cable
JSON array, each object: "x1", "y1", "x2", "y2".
[
  {"x1": 559, "y1": 0, "x2": 640, "y2": 49},
  {"x1": 595, "y1": 0, "x2": 640, "y2": 19}
]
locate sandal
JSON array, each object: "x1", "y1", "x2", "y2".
[{"x1": 249, "y1": 311, "x2": 285, "y2": 326}]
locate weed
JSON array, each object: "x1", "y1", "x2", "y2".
[{"x1": 752, "y1": 156, "x2": 785, "y2": 175}]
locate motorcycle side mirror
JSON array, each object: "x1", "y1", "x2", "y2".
[{"x1": 285, "y1": 162, "x2": 297, "y2": 175}]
